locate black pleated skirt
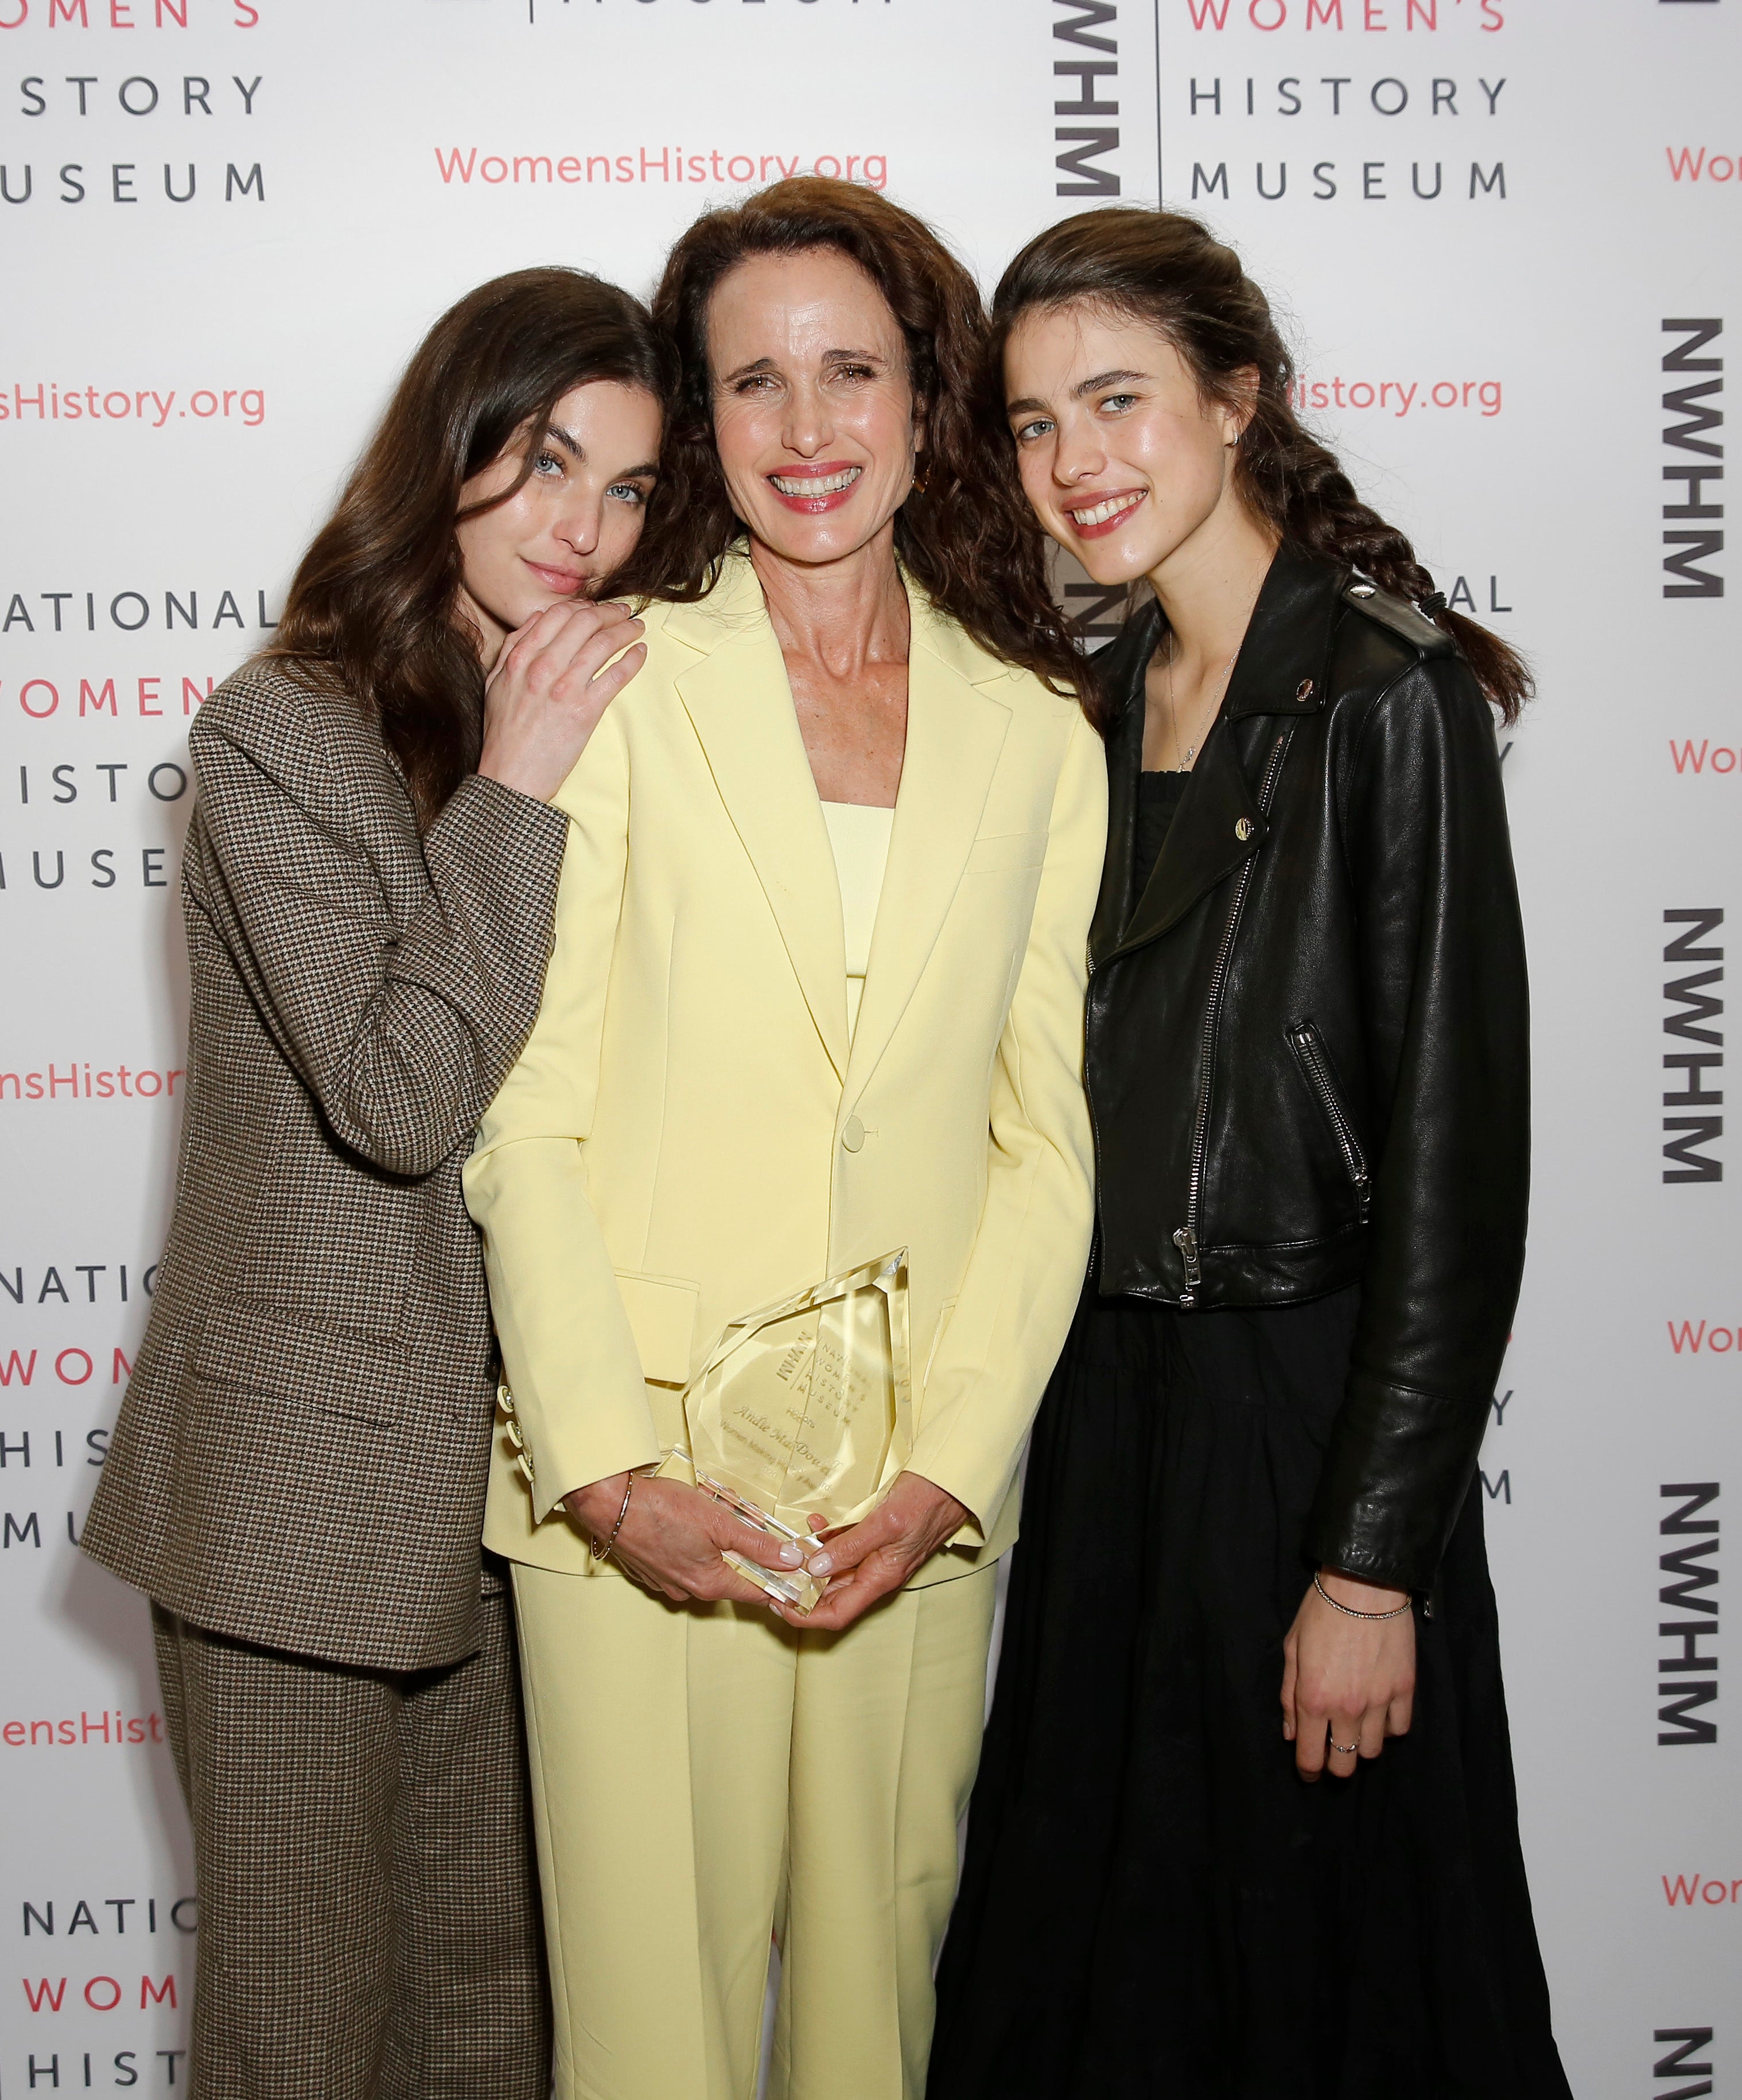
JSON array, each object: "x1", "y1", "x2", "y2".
[{"x1": 928, "y1": 1285, "x2": 1572, "y2": 2100}]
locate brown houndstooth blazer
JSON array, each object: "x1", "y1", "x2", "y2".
[{"x1": 81, "y1": 660, "x2": 570, "y2": 1671}]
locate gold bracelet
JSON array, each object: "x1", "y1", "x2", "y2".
[
  {"x1": 1313, "y1": 1571, "x2": 1410, "y2": 1621},
  {"x1": 590, "y1": 1475, "x2": 637, "y2": 1562}
]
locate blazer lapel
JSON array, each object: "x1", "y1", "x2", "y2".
[
  {"x1": 845, "y1": 600, "x2": 1012, "y2": 1095},
  {"x1": 672, "y1": 563, "x2": 850, "y2": 1079}
]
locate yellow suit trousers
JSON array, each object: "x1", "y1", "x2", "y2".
[{"x1": 514, "y1": 1561, "x2": 998, "y2": 2100}]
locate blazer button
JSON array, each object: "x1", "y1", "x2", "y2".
[{"x1": 841, "y1": 1115, "x2": 866, "y2": 1153}]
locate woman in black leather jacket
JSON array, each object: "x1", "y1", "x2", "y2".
[{"x1": 929, "y1": 211, "x2": 1572, "y2": 2099}]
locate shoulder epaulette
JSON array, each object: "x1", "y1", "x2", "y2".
[{"x1": 1341, "y1": 578, "x2": 1455, "y2": 656}]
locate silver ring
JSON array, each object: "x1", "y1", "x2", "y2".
[{"x1": 1330, "y1": 1739, "x2": 1360, "y2": 1755}]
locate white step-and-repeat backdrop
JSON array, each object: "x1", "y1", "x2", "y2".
[{"x1": 1, "y1": 1, "x2": 1736, "y2": 2091}]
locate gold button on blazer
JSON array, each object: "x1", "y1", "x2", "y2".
[{"x1": 465, "y1": 552, "x2": 1106, "y2": 1585}]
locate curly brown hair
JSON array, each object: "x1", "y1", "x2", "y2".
[
  {"x1": 611, "y1": 178, "x2": 1081, "y2": 700},
  {"x1": 990, "y1": 208, "x2": 1531, "y2": 723},
  {"x1": 269, "y1": 267, "x2": 674, "y2": 826}
]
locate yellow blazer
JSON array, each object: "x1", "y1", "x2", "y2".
[{"x1": 465, "y1": 551, "x2": 1106, "y2": 1586}]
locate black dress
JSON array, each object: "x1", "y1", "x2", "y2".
[{"x1": 928, "y1": 773, "x2": 1571, "y2": 2100}]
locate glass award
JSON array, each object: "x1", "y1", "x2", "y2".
[{"x1": 659, "y1": 1249, "x2": 912, "y2": 1615}]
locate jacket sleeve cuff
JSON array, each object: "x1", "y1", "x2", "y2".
[
  {"x1": 1303, "y1": 1374, "x2": 1488, "y2": 1595},
  {"x1": 438, "y1": 772, "x2": 571, "y2": 870},
  {"x1": 905, "y1": 1432, "x2": 1005, "y2": 1547},
  {"x1": 518, "y1": 1416, "x2": 664, "y2": 1529}
]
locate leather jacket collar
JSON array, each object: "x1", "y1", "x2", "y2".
[{"x1": 1089, "y1": 542, "x2": 1342, "y2": 971}]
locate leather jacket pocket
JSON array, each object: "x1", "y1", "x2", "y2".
[{"x1": 1286, "y1": 1020, "x2": 1371, "y2": 1215}]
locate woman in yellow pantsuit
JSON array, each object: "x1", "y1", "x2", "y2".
[{"x1": 465, "y1": 180, "x2": 1105, "y2": 2100}]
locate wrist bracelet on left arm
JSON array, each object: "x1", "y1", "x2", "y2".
[
  {"x1": 1313, "y1": 1570, "x2": 1411, "y2": 1621},
  {"x1": 590, "y1": 1475, "x2": 637, "y2": 1562}
]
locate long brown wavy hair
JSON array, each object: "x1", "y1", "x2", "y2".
[
  {"x1": 990, "y1": 209, "x2": 1531, "y2": 723},
  {"x1": 611, "y1": 178, "x2": 1080, "y2": 699},
  {"x1": 268, "y1": 267, "x2": 674, "y2": 826}
]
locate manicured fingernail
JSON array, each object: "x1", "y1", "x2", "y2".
[
  {"x1": 779, "y1": 1545, "x2": 802, "y2": 1568},
  {"x1": 807, "y1": 1553, "x2": 833, "y2": 1576}
]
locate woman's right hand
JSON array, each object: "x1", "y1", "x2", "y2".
[
  {"x1": 564, "y1": 1472, "x2": 803, "y2": 1608},
  {"x1": 477, "y1": 598, "x2": 646, "y2": 804}
]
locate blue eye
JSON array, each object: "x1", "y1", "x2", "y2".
[
  {"x1": 534, "y1": 450, "x2": 563, "y2": 477},
  {"x1": 1013, "y1": 418, "x2": 1053, "y2": 443},
  {"x1": 607, "y1": 483, "x2": 647, "y2": 507},
  {"x1": 1101, "y1": 394, "x2": 1138, "y2": 413}
]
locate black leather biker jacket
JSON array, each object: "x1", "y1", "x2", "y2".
[{"x1": 1086, "y1": 543, "x2": 1529, "y2": 1593}]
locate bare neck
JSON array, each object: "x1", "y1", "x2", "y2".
[
  {"x1": 453, "y1": 584, "x2": 508, "y2": 675},
  {"x1": 1146, "y1": 495, "x2": 1279, "y2": 678},
  {"x1": 749, "y1": 524, "x2": 912, "y2": 678}
]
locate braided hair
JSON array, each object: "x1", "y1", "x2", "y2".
[{"x1": 990, "y1": 208, "x2": 1530, "y2": 723}]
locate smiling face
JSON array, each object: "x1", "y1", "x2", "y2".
[
  {"x1": 453, "y1": 378, "x2": 662, "y2": 655},
  {"x1": 1003, "y1": 301, "x2": 1256, "y2": 588},
  {"x1": 705, "y1": 247, "x2": 922, "y2": 569}
]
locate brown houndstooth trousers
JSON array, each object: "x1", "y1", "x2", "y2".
[{"x1": 153, "y1": 1586, "x2": 549, "y2": 2099}]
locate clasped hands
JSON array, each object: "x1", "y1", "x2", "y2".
[{"x1": 564, "y1": 1468, "x2": 968, "y2": 1634}]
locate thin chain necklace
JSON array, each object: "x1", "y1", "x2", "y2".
[{"x1": 1165, "y1": 638, "x2": 1239, "y2": 771}]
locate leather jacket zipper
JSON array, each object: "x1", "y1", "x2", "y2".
[
  {"x1": 1288, "y1": 1020, "x2": 1371, "y2": 1214},
  {"x1": 1173, "y1": 729, "x2": 1293, "y2": 1308}
]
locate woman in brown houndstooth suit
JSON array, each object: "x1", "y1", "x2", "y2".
[{"x1": 81, "y1": 269, "x2": 670, "y2": 2099}]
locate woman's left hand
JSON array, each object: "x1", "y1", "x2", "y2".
[
  {"x1": 1281, "y1": 1569, "x2": 1416, "y2": 1782},
  {"x1": 775, "y1": 1472, "x2": 969, "y2": 1634}
]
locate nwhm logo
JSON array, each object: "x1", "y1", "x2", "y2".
[
  {"x1": 1054, "y1": 1, "x2": 1120, "y2": 197},
  {"x1": 1662, "y1": 320, "x2": 1723, "y2": 598},
  {"x1": 1658, "y1": 1484, "x2": 1718, "y2": 1747},
  {"x1": 1654, "y1": 2028, "x2": 1714, "y2": 2100},
  {"x1": 1664, "y1": 909, "x2": 1722, "y2": 1183}
]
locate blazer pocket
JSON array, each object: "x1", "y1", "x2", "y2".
[
  {"x1": 963, "y1": 831, "x2": 1048, "y2": 876},
  {"x1": 615, "y1": 1269, "x2": 701, "y2": 1387},
  {"x1": 190, "y1": 1302, "x2": 425, "y2": 1432}
]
